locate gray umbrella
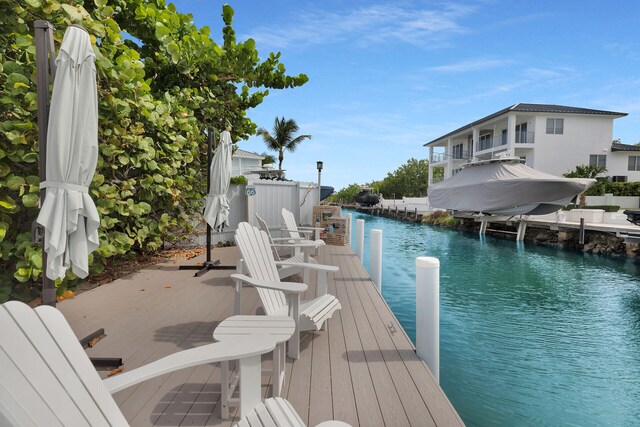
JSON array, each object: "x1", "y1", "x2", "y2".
[
  {"x1": 36, "y1": 26, "x2": 99, "y2": 280},
  {"x1": 203, "y1": 130, "x2": 233, "y2": 230}
]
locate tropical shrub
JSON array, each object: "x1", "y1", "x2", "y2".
[
  {"x1": 0, "y1": 0, "x2": 307, "y2": 302},
  {"x1": 585, "y1": 181, "x2": 640, "y2": 196}
]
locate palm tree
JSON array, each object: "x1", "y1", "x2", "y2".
[{"x1": 256, "y1": 117, "x2": 311, "y2": 170}]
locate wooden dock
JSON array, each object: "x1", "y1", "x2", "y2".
[{"x1": 58, "y1": 244, "x2": 463, "y2": 426}]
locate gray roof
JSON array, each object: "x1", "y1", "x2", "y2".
[
  {"x1": 611, "y1": 142, "x2": 640, "y2": 152},
  {"x1": 233, "y1": 149, "x2": 265, "y2": 160},
  {"x1": 424, "y1": 103, "x2": 628, "y2": 146}
]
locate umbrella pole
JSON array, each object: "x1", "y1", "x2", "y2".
[
  {"x1": 35, "y1": 20, "x2": 57, "y2": 307},
  {"x1": 179, "y1": 127, "x2": 234, "y2": 276}
]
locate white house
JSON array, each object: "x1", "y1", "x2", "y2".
[
  {"x1": 232, "y1": 149, "x2": 265, "y2": 177},
  {"x1": 424, "y1": 103, "x2": 634, "y2": 184}
]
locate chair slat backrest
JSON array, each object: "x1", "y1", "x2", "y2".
[
  {"x1": 255, "y1": 213, "x2": 281, "y2": 261},
  {"x1": 281, "y1": 208, "x2": 302, "y2": 240},
  {"x1": 0, "y1": 301, "x2": 127, "y2": 426},
  {"x1": 235, "y1": 223, "x2": 288, "y2": 314}
]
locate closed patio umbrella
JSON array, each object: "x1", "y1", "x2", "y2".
[
  {"x1": 203, "y1": 129, "x2": 232, "y2": 230},
  {"x1": 36, "y1": 25, "x2": 99, "y2": 281}
]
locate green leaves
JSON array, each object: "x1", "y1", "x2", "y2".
[
  {"x1": 1, "y1": 0, "x2": 308, "y2": 301},
  {"x1": 222, "y1": 4, "x2": 234, "y2": 25}
]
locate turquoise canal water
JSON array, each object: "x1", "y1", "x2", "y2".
[{"x1": 346, "y1": 210, "x2": 640, "y2": 426}]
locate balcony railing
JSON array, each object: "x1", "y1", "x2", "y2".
[
  {"x1": 478, "y1": 135, "x2": 505, "y2": 151},
  {"x1": 431, "y1": 153, "x2": 447, "y2": 163},
  {"x1": 515, "y1": 131, "x2": 535, "y2": 144},
  {"x1": 477, "y1": 131, "x2": 535, "y2": 151},
  {"x1": 431, "y1": 150, "x2": 471, "y2": 163}
]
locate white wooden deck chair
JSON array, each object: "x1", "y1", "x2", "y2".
[
  {"x1": 281, "y1": 208, "x2": 325, "y2": 244},
  {"x1": 234, "y1": 397, "x2": 352, "y2": 427},
  {"x1": 255, "y1": 213, "x2": 322, "y2": 283},
  {"x1": 0, "y1": 300, "x2": 277, "y2": 425},
  {"x1": 232, "y1": 222, "x2": 341, "y2": 359}
]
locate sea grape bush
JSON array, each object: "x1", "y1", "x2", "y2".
[{"x1": 0, "y1": 0, "x2": 307, "y2": 302}]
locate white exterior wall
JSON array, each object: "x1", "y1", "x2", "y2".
[
  {"x1": 529, "y1": 115, "x2": 613, "y2": 176},
  {"x1": 607, "y1": 152, "x2": 640, "y2": 182},
  {"x1": 427, "y1": 108, "x2": 632, "y2": 187}
]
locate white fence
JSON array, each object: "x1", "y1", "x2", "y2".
[{"x1": 189, "y1": 180, "x2": 319, "y2": 245}]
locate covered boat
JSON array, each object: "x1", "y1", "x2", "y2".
[
  {"x1": 428, "y1": 157, "x2": 595, "y2": 216},
  {"x1": 354, "y1": 188, "x2": 379, "y2": 207}
]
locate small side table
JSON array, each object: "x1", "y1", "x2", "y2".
[{"x1": 213, "y1": 315, "x2": 295, "y2": 419}]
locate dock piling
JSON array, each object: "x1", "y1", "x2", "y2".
[
  {"x1": 416, "y1": 256, "x2": 440, "y2": 384},
  {"x1": 370, "y1": 229, "x2": 382, "y2": 291},
  {"x1": 356, "y1": 219, "x2": 365, "y2": 260}
]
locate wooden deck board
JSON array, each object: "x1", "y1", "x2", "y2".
[{"x1": 57, "y1": 244, "x2": 463, "y2": 426}]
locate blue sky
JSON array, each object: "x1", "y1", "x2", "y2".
[{"x1": 171, "y1": 0, "x2": 640, "y2": 191}]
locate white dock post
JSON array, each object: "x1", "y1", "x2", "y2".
[
  {"x1": 356, "y1": 219, "x2": 365, "y2": 261},
  {"x1": 516, "y1": 221, "x2": 527, "y2": 241},
  {"x1": 416, "y1": 256, "x2": 440, "y2": 384},
  {"x1": 370, "y1": 229, "x2": 383, "y2": 291},
  {"x1": 479, "y1": 221, "x2": 488, "y2": 235}
]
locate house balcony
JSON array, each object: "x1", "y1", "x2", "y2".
[{"x1": 430, "y1": 152, "x2": 447, "y2": 165}]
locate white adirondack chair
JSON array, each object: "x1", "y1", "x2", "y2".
[
  {"x1": 234, "y1": 397, "x2": 352, "y2": 427},
  {"x1": 232, "y1": 222, "x2": 341, "y2": 359},
  {"x1": 0, "y1": 301, "x2": 277, "y2": 425},
  {"x1": 255, "y1": 213, "x2": 321, "y2": 282},
  {"x1": 281, "y1": 208, "x2": 325, "y2": 243}
]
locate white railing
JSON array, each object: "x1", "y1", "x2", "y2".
[
  {"x1": 431, "y1": 152, "x2": 447, "y2": 163},
  {"x1": 515, "y1": 131, "x2": 535, "y2": 144},
  {"x1": 477, "y1": 131, "x2": 535, "y2": 151}
]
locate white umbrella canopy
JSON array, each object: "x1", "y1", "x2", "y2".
[
  {"x1": 36, "y1": 26, "x2": 100, "y2": 280},
  {"x1": 203, "y1": 130, "x2": 233, "y2": 229}
]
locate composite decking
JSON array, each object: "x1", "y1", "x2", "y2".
[{"x1": 58, "y1": 244, "x2": 463, "y2": 426}]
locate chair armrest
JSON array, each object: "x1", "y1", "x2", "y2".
[
  {"x1": 104, "y1": 336, "x2": 276, "y2": 394},
  {"x1": 297, "y1": 226, "x2": 325, "y2": 231},
  {"x1": 230, "y1": 273, "x2": 308, "y2": 293},
  {"x1": 271, "y1": 241, "x2": 322, "y2": 249},
  {"x1": 280, "y1": 227, "x2": 314, "y2": 236},
  {"x1": 274, "y1": 261, "x2": 339, "y2": 272}
]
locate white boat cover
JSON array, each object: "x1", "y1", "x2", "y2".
[{"x1": 428, "y1": 160, "x2": 595, "y2": 215}]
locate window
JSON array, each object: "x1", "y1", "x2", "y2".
[
  {"x1": 501, "y1": 129, "x2": 507, "y2": 145},
  {"x1": 628, "y1": 156, "x2": 640, "y2": 171},
  {"x1": 612, "y1": 176, "x2": 627, "y2": 182},
  {"x1": 479, "y1": 133, "x2": 492, "y2": 150},
  {"x1": 589, "y1": 154, "x2": 606, "y2": 168},
  {"x1": 515, "y1": 123, "x2": 528, "y2": 143},
  {"x1": 546, "y1": 118, "x2": 564, "y2": 134},
  {"x1": 452, "y1": 143, "x2": 464, "y2": 159}
]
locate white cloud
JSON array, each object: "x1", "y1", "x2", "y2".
[
  {"x1": 244, "y1": 2, "x2": 475, "y2": 50},
  {"x1": 427, "y1": 58, "x2": 514, "y2": 73}
]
